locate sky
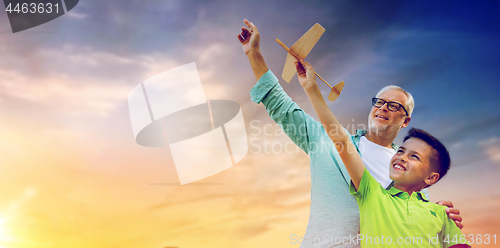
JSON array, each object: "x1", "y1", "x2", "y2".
[{"x1": 0, "y1": 0, "x2": 499, "y2": 247}]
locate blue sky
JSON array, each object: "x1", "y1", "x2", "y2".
[{"x1": 0, "y1": 0, "x2": 499, "y2": 247}]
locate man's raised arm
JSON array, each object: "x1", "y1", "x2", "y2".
[
  {"x1": 297, "y1": 60, "x2": 365, "y2": 189},
  {"x1": 238, "y1": 20, "x2": 325, "y2": 154},
  {"x1": 238, "y1": 19, "x2": 268, "y2": 81}
]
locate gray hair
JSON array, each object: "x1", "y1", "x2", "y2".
[{"x1": 375, "y1": 85, "x2": 414, "y2": 116}]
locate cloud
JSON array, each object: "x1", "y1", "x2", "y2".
[
  {"x1": 5, "y1": 187, "x2": 37, "y2": 215},
  {"x1": 66, "y1": 11, "x2": 87, "y2": 20},
  {"x1": 0, "y1": 1, "x2": 498, "y2": 247},
  {"x1": 478, "y1": 137, "x2": 500, "y2": 163},
  {"x1": 0, "y1": 67, "x2": 130, "y2": 117},
  {"x1": 0, "y1": 41, "x2": 241, "y2": 117}
]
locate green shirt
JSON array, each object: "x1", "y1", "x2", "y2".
[{"x1": 350, "y1": 169, "x2": 469, "y2": 247}]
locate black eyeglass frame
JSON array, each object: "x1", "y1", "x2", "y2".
[{"x1": 371, "y1": 98, "x2": 409, "y2": 116}]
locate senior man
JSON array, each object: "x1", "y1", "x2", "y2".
[{"x1": 238, "y1": 20, "x2": 463, "y2": 248}]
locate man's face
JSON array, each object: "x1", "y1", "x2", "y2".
[
  {"x1": 368, "y1": 89, "x2": 410, "y2": 137},
  {"x1": 389, "y1": 137, "x2": 436, "y2": 188}
]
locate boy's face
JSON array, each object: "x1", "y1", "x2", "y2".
[{"x1": 389, "y1": 137, "x2": 439, "y2": 189}]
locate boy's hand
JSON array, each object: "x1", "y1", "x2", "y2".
[
  {"x1": 238, "y1": 19, "x2": 260, "y2": 55},
  {"x1": 437, "y1": 200, "x2": 463, "y2": 229},
  {"x1": 295, "y1": 59, "x2": 316, "y2": 88}
]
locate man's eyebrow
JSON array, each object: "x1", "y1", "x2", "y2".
[{"x1": 380, "y1": 98, "x2": 403, "y2": 105}]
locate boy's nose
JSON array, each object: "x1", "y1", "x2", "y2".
[{"x1": 399, "y1": 155, "x2": 407, "y2": 163}]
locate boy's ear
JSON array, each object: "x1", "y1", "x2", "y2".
[{"x1": 424, "y1": 172, "x2": 440, "y2": 186}]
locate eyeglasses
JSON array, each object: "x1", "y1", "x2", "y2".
[{"x1": 372, "y1": 98, "x2": 409, "y2": 116}]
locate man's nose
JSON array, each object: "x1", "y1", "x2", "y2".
[{"x1": 380, "y1": 102, "x2": 390, "y2": 111}]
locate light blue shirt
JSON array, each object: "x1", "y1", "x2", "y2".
[{"x1": 250, "y1": 70, "x2": 428, "y2": 248}]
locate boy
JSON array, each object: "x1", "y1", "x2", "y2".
[{"x1": 296, "y1": 59, "x2": 470, "y2": 247}]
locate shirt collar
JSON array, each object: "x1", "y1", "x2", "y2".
[
  {"x1": 356, "y1": 129, "x2": 399, "y2": 151},
  {"x1": 387, "y1": 186, "x2": 430, "y2": 202}
]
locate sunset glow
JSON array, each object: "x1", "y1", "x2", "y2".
[{"x1": 0, "y1": 1, "x2": 499, "y2": 247}]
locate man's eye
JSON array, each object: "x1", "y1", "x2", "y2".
[{"x1": 389, "y1": 103, "x2": 399, "y2": 109}]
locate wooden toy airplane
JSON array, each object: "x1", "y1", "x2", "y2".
[{"x1": 276, "y1": 23, "x2": 344, "y2": 102}]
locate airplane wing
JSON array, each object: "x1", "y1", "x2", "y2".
[{"x1": 281, "y1": 23, "x2": 325, "y2": 83}]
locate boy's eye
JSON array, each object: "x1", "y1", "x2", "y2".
[{"x1": 412, "y1": 154, "x2": 420, "y2": 160}]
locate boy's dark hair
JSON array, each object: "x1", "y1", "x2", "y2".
[{"x1": 403, "y1": 128, "x2": 451, "y2": 183}]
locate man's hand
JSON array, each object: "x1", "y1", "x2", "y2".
[
  {"x1": 437, "y1": 200, "x2": 464, "y2": 229},
  {"x1": 295, "y1": 59, "x2": 317, "y2": 89},
  {"x1": 237, "y1": 19, "x2": 268, "y2": 80},
  {"x1": 238, "y1": 19, "x2": 260, "y2": 55}
]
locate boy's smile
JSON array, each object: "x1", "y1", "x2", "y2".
[
  {"x1": 389, "y1": 137, "x2": 439, "y2": 194},
  {"x1": 393, "y1": 163, "x2": 406, "y2": 171}
]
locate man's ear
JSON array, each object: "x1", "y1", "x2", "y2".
[
  {"x1": 425, "y1": 172, "x2": 440, "y2": 186},
  {"x1": 402, "y1": 116, "x2": 411, "y2": 128}
]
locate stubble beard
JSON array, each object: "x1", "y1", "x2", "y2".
[{"x1": 368, "y1": 117, "x2": 404, "y2": 139}]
